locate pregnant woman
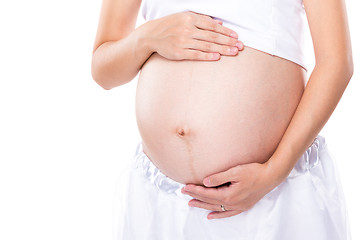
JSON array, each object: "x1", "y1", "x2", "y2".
[{"x1": 91, "y1": 0, "x2": 353, "y2": 239}]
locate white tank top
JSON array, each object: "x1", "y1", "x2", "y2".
[{"x1": 141, "y1": 0, "x2": 308, "y2": 71}]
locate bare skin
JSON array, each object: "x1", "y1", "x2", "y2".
[
  {"x1": 92, "y1": 0, "x2": 353, "y2": 220},
  {"x1": 92, "y1": 4, "x2": 306, "y2": 185},
  {"x1": 136, "y1": 46, "x2": 306, "y2": 185},
  {"x1": 91, "y1": 6, "x2": 243, "y2": 89},
  {"x1": 180, "y1": 0, "x2": 353, "y2": 220}
]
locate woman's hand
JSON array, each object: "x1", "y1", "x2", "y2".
[
  {"x1": 143, "y1": 11, "x2": 244, "y2": 61},
  {"x1": 181, "y1": 160, "x2": 284, "y2": 220}
]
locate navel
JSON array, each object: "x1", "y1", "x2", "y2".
[
  {"x1": 174, "y1": 125, "x2": 199, "y2": 182},
  {"x1": 176, "y1": 126, "x2": 189, "y2": 137}
]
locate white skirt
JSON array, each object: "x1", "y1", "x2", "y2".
[{"x1": 112, "y1": 135, "x2": 351, "y2": 240}]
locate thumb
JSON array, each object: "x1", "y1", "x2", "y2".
[{"x1": 203, "y1": 167, "x2": 237, "y2": 187}]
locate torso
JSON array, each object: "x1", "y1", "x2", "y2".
[{"x1": 135, "y1": 46, "x2": 306, "y2": 186}]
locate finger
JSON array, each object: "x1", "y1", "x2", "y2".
[
  {"x1": 203, "y1": 166, "x2": 239, "y2": 187},
  {"x1": 181, "y1": 49, "x2": 220, "y2": 61},
  {"x1": 182, "y1": 188, "x2": 223, "y2": 205},
  {"x1": 188, "y1": 199, "x2": 226, "y2": 211},
  {"x1": 207, "y1": 209, "x2": 243, "y2": 220},
  {"x1": 181, "y1": 184, "x2": 228, "y2": 204},
  {"x1": 192, "y1": 28, "x2": 240, "y2": 48},
  {"x1": 183, "y1": 184, "x2": 229, "y2": 200},
  {"x1": 213, "y1": 19, "x2": 223, "y2": 25},
  {"x1": 194, "y1": 15, "x2": 238, "y2": 39},
  {"x1": 187, "y1": 39, "x2": 239, "y2": 56}
]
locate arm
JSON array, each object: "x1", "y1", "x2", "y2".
[
  {"x1": 180, "y1": 0, "x2": 354, "y2": 220},
  {"x1": 266, "y1": 0, "x2": 354, "y2": 182},
  {"x1": 91, "y1": 0, "x2": 154, "y2": 90},
  {"x1": 91, "y1": 0, "x2": 245, "y2": 90}
]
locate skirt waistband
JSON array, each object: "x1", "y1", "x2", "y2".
[{"x1": 131, "y1": 135, "x2": 327, "y2": 197}]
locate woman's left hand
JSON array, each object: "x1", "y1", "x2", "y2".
[{"x1": 181, "y1": 160, "x2": 284, "y2": 220}]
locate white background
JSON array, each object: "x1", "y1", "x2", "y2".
[{"x1": 0, "y1": 0, "x2": 358, "y2": 239}]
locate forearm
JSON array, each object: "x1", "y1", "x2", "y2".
[
  {"x1": 91, "y1": 23, "x2": 154, "y2": 90},
  {"x1": 266, "y1": 62, "x2": 353, "y2": 183}
]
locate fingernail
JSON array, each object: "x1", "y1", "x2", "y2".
[
  {"x1": 205, "y1": 178, "x2": 211, "y2": 186},
  {"x1": 230, "y1": 32, "x2": 238, "y2": 38},
  {"x1": 236, "y1": 42, "x2": 243, "y2": 49},
  {"x1": 231, "y1": 47, "x2": 238, "y2": 54},
  {"x1": 212, "y1": 53, "x2": 220, "y2": 59}
]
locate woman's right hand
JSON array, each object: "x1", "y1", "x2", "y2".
[{"x1": 142, "y1": 11, "x2": 244, "y2": 61}]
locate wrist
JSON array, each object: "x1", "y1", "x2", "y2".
[
  {"x1": 134, "y1": 21, "x2": 156, "y2": 57},
  {"x1": 263, "y1": 156, "x2": 293, "y2": 187}
]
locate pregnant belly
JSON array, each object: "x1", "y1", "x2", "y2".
[{"x1": 135, "y1": 46, "x2": 306, "y2": 186}]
